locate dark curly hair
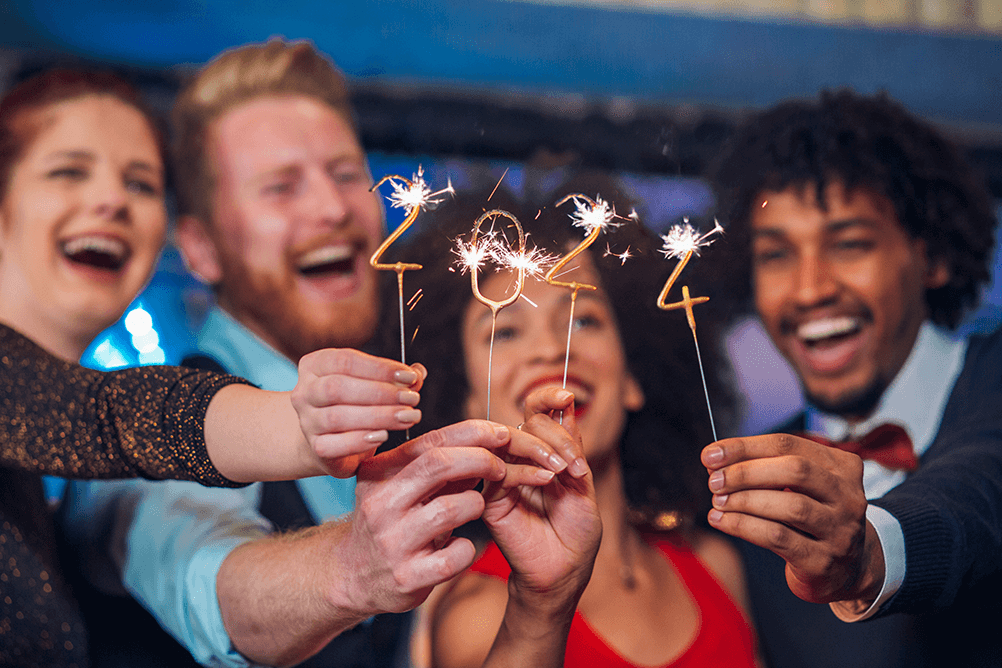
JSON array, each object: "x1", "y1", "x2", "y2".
[
  {"x1": 710, "y1": 89, "x2": 997, "y2": 329},
  {"x1": 375, "y1": 173, "x2": 734, "y2": 525}
]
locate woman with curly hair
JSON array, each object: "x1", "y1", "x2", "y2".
[{"x1": 383, "y1": 174, "x2": 760, "y2": 668}]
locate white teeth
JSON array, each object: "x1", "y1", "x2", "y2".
[
  {"x1": 297, "y1": 244, "x2": 353, "y2": 269},
  {"x1": 798, "y1": 317, "x2": 860, "y2": 342},
  {"x1": 62, "y1": 236, "x2": 127, "y2": 260}
]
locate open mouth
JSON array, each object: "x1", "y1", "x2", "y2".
[
  {"x1": 296, "y1": 244, "x2": 356, "y2": 277},
  {"x1": 61, "y1": 236, "x2": 129, "y2": 271},
  {"x1": 796, "y1": 316, "x2": 862, "y2": 348}
]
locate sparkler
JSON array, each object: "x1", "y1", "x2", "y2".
[
  {"x1": 370, "y1": 168, "x2": 454, "y2": 365},
  {"x1": 657, "y1": 218, "x2": 724, "y2": 441},
  {"x1": 459, "y1": 209, "x2": 527, "y2": 421},
  {"x1": 544, "y1": 194, "x2": 624, "y2": 414}
]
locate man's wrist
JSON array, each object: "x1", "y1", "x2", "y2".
[{"x1": 831, "y1": 505, "x2": 904, "y2": 622}]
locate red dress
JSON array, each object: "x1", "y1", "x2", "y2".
[{"x1": 468, "y1": 535, "x2": 757, "y2": 668}]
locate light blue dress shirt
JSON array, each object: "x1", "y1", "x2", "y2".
[
  {"x1": 805, "y1": 322, "x2": 968, "y2": 621},
  {"x1": 62, "y1": 307, "x2": 355, "y2": 667}
]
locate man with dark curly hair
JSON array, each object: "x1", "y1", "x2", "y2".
[{"x1": 701, "y1": 89, "x2": 1001, "y2": 667}]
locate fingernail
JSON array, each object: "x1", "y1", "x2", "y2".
[
  {"x1": 364, "y1": 430, "x2": 388, "y2": 444},
  {"x1": 395, "y1": 409, "x2": 421, "y2": 424},
  {"x1": 704, "y1": 446, "x2": 724, "y2": 466},
  {"x1": 536, "y1": 469, "x2": 555, "y2": 483},
  {"x1": 708, "y1": 509, "x2": 724, "y2": 524},
  {"x1": 547, "y1": 454, "x2": 568, "y2": 473},
  {"x1": 708, "y1": 470, "x2": 724, "y2": 492},
  {"x1": 712, "y1": 493, "x2": 728, "y2": 508},
  {"x1": 556, "y1": 389, "x2": 573, "y2": 402},
  {"x1": 393, "y1": 369, "x2": 418, "y2": 385},
  {"x1": 397, "y1": 389, "x2": 420, "y2": 406},
  {"x1": 569, "y1": 457, "x2": 589, "y2": 477}
]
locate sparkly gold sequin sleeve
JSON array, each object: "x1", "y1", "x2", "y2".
[{"x1": 0, "y1": 324, "x2": 251, "y2": 487}]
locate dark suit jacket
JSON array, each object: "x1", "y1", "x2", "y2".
[{"x1": 742, "y1": 327, "x2": 1002, "y2": 668}]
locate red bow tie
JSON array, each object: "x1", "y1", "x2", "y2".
[{"x1": 802, "y1": 423, "x2": 918, "y2": 472}]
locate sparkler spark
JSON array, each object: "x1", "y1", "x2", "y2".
[
  {"x1": 604, "y1": 243, "x2": 633, "y2": 266},
  {"x1": 658, "y1": 218, "x2": 724, "y2": 260},
  {"x1": 384, "y1": 166, "x2": 455, "y2": 213}
]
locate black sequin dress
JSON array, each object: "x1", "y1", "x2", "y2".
[{"x1": 0, "y1": 324, "x2": 250, "y2": 666}]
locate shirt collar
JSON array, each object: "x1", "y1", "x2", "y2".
[
  {"x1": 807, "y1": 322, "x2": 968, "y2": 457},
  {"x1": 196, "y1": 307, "x2": 299, "y2": 392}
]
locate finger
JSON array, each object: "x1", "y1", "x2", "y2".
[
  {"x1": 406, "y1": 489, "x2": 487, "y2": 549},
  {"x1": 308, "y1": 404, "x2": 422, "y2": 434},
  {"x1": 299, "y1": 348, "x2": 418, "y2": 385},
  {"x1": 360, "y1": 420, "x2": 509, "y2": 480},
  {"x1": 518, "y1": 414, "x2": 589, "y2": 478},
  {"x1": 499, "y1": 463, "x2": 555, "y2": 488},
  {"x1": 522, "y1": 388, "x2": 588, "y2": 478},
  {"x1": 312, "y1": 431, "x2": 387, "y2": 463},
  {"x1": 304, "y1": 374, "x2": 421, "y2": 408},
  {"x1": 506, "y1": 427, "x2": 570, "y2": 474},
  {"x1": 402, "y1": 535, "x2": 478, "y2": 590},
  {"x1": 712, "y1": 488, "x2": 829, "y2": 539},
  {"x1": 389, "y1": 447, "x2": 507, "y2": 509},
  {"x1": 523, "y1": 386, "x2": 575, "y2": 418},
  {"x1": 408, "y1": 363, "x2": 428, "y2": 391},
  {"x1": 701, "y1": 433, "x2": 827, "y2": 470},
  {"x1": 708, "y1": 507, "x2": 819, "y2": 565},
  {"x1": 707, "y1": 453, "x2": 850, "y2": 501}
]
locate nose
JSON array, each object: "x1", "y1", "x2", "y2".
[
  {"x1": 793, "y1": 252, "x2": 838, "y2": 308},
  {"x1": 306, "y1": 171, "x2": 350, "y2": 229},
  {"x1": 91, "y1": 172, "x2": 129, "y2": 222},
  {"x1": 528, "y1": 316, "x2": 571, "y2": 366}
]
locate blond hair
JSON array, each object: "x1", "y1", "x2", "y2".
[{"x1": 172, "y1": 38, "x2": 355, "y2": 222}]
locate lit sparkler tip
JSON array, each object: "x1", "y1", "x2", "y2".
[
  {"x1": 383, "y1": 165, "x2": 452, "y2": 213},
  {"x1": 567, "y1": 195, "x2": 622, "y2": 234},
  {"x1": 659, "y1": 220, "x2": 723, "y2": 260}
]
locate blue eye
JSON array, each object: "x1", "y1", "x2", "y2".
[{"x1": 494, "y1": 325, "x2": 518, "y2": 342}]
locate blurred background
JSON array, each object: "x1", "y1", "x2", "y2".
[{"x1": 4, "y1": 0, "x2": 1000, "y2": 434}]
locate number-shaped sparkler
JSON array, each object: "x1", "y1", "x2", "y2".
[
  {"x1": 371, "y1": 169, "x2": 452, "y2": 364},
  {"x1": 469, "y1": 209, "x2": 526, "y2": 421},
  {"x1": 657, "y1": 220, "x2": 724, "y2": 441},
  {"x1": 544, "y1": 194, "x2": 621, "y2": 419}
]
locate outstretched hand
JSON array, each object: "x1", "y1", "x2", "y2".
[
  {"x1": 701, "y1": 433, "x2": 884, "y2": 605},
  {"x1": 292, "y1": 348, "x2": 428, "y2": 477},
  {"x1": 483, "y1": 387, "x2": 602, "y2": 605}
]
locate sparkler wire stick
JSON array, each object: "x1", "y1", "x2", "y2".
[
  {"x1": 656, "y1": 220, "x2": 724, "y2": 441},
  {"x1": 468, "y1": 210, "x2": 527, "y2": 421}
]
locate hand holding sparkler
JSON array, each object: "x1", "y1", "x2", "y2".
[{"x1": 657, "y1": 218, "x2": 724, "y2": 440}]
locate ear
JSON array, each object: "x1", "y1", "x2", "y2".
[
  {"x1": 175, "y1": 215, "x2": 223, "y2": 286},
  {"x1": 925, "y1": 258, "x2": 951, "y2": 290},
  {"x1": 623, "y1": 372, "x2": 645, "y2": 413}
]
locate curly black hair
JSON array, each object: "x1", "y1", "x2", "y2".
[
  {"x1": 710, "y1": 89, "x2": 997, "y2": 329},
  {"x1": 374, "y1": 173, "x2": 734, "y2": 525}
]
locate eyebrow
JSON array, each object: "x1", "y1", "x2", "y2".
[
  {"x1": 45, "y1": 150, "x2": 162, "y2": 177},
  {"x1": 752, "y1": 217, "x2": 878, "y2": 240}
]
